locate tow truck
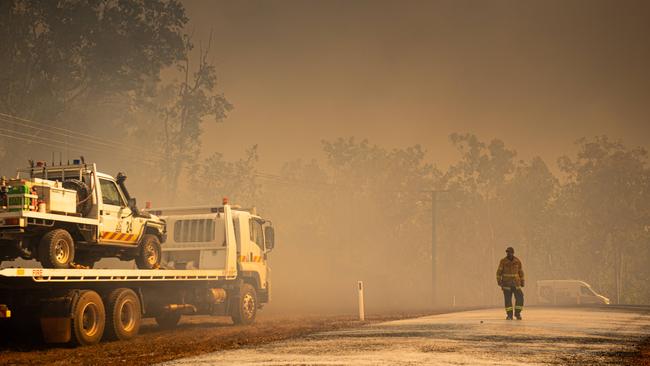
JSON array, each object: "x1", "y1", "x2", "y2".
[
  {"x1": 0, "y1": 159, "x2": 165, "y2": 269},
  {"x1": 0, "y1": 201, "x2": 275, "y2": 346}
]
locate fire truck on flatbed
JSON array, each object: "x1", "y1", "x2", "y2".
[
  {"x1": 0, "y1": 160, "x2": 165, "y2": 269},
  {"x1": 0, "y1": 202, "x2": 275, "y2": 346}
]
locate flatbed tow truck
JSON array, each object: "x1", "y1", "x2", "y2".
[{"x1": 0, "y1": 202, "x2": 275, "y2": 346}]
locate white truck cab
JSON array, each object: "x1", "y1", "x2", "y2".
[
  {"x1": 0, "y1": 159, "x2": 165, "y2": 269},
  {"x1": 149, "y1": 202, "x2": 275, "y2": 305}
]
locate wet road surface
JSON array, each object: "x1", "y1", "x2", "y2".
[{"x1": 161, "y1": 306, "x2": 650, "y2": 365}]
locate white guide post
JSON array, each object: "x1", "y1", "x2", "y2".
[{"x1": 357, "y1": 280, "x2": 365, "y2": 321}]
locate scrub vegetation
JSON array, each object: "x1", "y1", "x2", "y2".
[{"x1": 0, "y1": 0, "x2": 648, "y2": 314}]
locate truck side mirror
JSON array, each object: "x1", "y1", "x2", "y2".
[
  {"x1": 128, "y1": 198, "x2": 137, "y2": 210},
  {"x1": 264, "y1": 226, "x2": 275, "y2": 251}
]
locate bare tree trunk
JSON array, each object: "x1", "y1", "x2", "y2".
[
  {"x1": 608, "y1": 233, "x2": 622, "y2": 305},
  {"x1": 616, "y1": 247, "x2": 623, "y2": 305},
  {"x1": 485, "y1": 194, "x2": 497, "y2": 306}
]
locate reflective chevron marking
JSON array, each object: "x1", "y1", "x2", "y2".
[
  {"x1": 238, "y1": 255, "x2": 263, "y2": 263},
  {"x1": 100, "y1": 231, "x2": 138, "y2": 243}
]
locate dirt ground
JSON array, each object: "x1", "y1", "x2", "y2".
[
  {"x1": 1, "y1": 308, "x2": 648, "y2": 366},
  {"x1": 0, "y1": 312, "x2": 428, "y2": 366},
  {"x1": 634, "y1": 338, "x2": 650, "y2": 366}
]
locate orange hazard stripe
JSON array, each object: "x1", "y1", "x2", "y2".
[
  {"x1": 238, "y1": 255, "x2": 263, "y2": 263},
  {"x1": 101, "y1": 232, "x2": 138, "y2": 242}
]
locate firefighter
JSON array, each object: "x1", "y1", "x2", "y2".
[{"x1": 496, "y1": 246, "x2": 524, "y2": 320}]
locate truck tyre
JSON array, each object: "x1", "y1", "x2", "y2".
[
  {"x1": 39, "y1": 229, "x2": 75, "y2": 269},
  {"x1": 230, "y1": 283, "x2": 257, "y2": 325},
  {"x1": 70, "y1": 290, "x2": 105, "y2": 346},
  {"x1": 63, "y1": 179, "x2": 92, "y2": 217},
  {"x1": 104, "y1": 288, "x2": 141, "y2": 341},
  {"x1": 135, "y1": 234, "x2": 161, "y2": 269},
  {"x1": 155, "y1": 312, "x2": 181, "y2": 329}
]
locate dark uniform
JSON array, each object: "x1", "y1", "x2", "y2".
[{"x1": 496, "y1": 248, "x2": 525, "y2": 320}]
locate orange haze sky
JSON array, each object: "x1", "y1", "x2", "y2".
[{"x1": 181, "y1": 0, "x2": 650, "y2": 172}]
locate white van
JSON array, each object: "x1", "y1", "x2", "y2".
[{"x1": 537, "y1": 280, "x2": 610, "y2": 305}]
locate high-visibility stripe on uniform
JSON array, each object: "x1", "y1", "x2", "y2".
[
  {"x1": 514, "y1": 306, "x2": 523, "y2": 310},
  {"x1": 0, "y1": 304, "x2": 11, "y2": 318},
  {"x1": 505, "y1": 306, "x2": 513, "y2": 311}
]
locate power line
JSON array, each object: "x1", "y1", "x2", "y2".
[
  {"x1": 253, "y1": 172, "x2": 431, "y2": 194},
  {"x1": 0, "y1": 117, "x2": 164, "y2": 160},
  {"x1": 0, "y1": 113, "x2": 434, "y2": 195},
  {"x1": 0, "y1": 132, "x2": 69, "y2": 151},
  {"x1": 0, "y1": 113, "x2": 164, "y2": 158},
  {"x1": 0, "y1": 123, "x2": 76, "y2": 147},
  {"x1": 0, "y1": 125, "x2": 164, "y2": 164},
  {"x1": 0, "y1": 112, "x2": 150, "y2": 152},
  {"x1": 0, "y1": 112, "x2": 167, "y2": 164},
  {"x1": 0, "y1": 129, "x2": 164, "y2": 165}
]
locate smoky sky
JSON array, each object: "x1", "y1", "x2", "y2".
[{"x1": 181, "y1": 0, "x2": 650, "y2": 171}]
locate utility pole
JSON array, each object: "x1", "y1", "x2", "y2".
[
  {"x1": 431, "y1": 190, "x2": 438, "y2": 308},
  {"x1": 428, "y1": 189, "x2": 448, "y2": 308},
  {"x1": 415, "y1": 189, "x2": 449, "y2": 308}
]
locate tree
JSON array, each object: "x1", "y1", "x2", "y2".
[
  {"x1": 200, "y1": 145, "x2": 259, "y2": 207},
  {"x1": 0, "y1": 0, "x2": 190, "y2": 172},
  {"x1": 0, "y1": 0, "x2": 187, "y2": 121},
  {"x1": 502, "y1": 157, "x2": 561, "y2": 285},
  {"x1": 159, "y1": 37, "x2": 232, "y2": 200},
  {"x1": 441, "y1": 133, "x2": 519, "y2": 305},
  {"x1": 266, "y1": 138, "x2": 439, "y2": 310},
  {"x1": 558, "y1": 136, "x2": 650, "y2": 303},
  {"x1": 128, "y1": 34, "x2": 232, "y2": 202}
]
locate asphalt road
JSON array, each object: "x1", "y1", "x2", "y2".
[{"x1": 161, "y1": 306, "x2": 650, "y2": 365}]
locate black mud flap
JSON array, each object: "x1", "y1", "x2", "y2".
[{"x1": 40, "y1": 293, "x2": 76, "y2": 343}]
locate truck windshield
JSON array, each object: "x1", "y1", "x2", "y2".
[
  {"x1": 250, "y1": 219, "x2": 264, "y2": 249},
  {"x1": 580, "y1": 286, "x2": 595, "y2": 296},
  {"x1": 100, "y1": 179, "x2": 124, "y2": 207}
]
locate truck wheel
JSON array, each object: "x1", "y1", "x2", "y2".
[
  {"x1": 39, "y1": 229, "x2": 75, "y2": 269},
  {"x1": 135, "y1": 234, "x2": 161, "y2": 269},
  {"x1": 230, "y1": 283, "x2": 257, "y2": 325},
  {"x1": 70, "y1": 290, "x2": 105, "y2": 346},
  {"x1": 104, "y1": 288, "x2": 141, "y2": 341},
  {"x1": 155, "y1": 312, "x2": 181, "y2": 329}
]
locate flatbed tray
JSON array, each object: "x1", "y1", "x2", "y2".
[{"x1": 0, "y1": 267, "x2": 233, "y2": 283}]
